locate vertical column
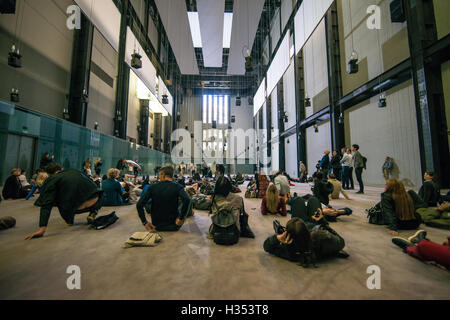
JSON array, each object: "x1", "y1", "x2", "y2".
[
  {"x1": 405, "y1": 0, "x2": 450, "y2": 187},
  {"x1": 67, "y1": 13, "x2": 94, "y2": 126},
  {"x1": 296, "y1": 50, "x2": 307, "y2": 166},
  {"x1": 277, "y1": 81, "x2": 286, "y2": 171},
  {"x1": 325, "y1": 2, "x2": 345, "y2": 152},
  {"x1": 114, "y1": 0, "x2": 130, "y2": 139},
  {"x1": 139, "y1": 100, "x2": 149, "y2": 146}
]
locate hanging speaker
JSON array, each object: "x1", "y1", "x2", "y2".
[{"x1": 0, "y1": 0, "x2": 16, "y2": 14}]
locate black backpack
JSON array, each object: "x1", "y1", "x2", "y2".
[
  {"x1": 211, "y1": 202, "x2": 240, "y2": 246},
  {"x1": 362, "y1": 156, "x2": 367, "y2": 170}
]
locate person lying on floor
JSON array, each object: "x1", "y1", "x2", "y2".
[
  {"x1": 392, "y1": 230, "x2": 450, "y2": 271},
  {"x1": 24, "y1": 163, "x2": 104, "y2": 240},
  {"x1": 209, "y1": 176, "x2": 254, "y2": 239},
  {"x1": 377, "y1": 179, "x2": 425, "y2": 236},
  {"x1": 288, "y1": 195, "x2": 352, "y2": 224},
  {"x1": 137, "y1": 166, "x2": 191, "y2": 232},
  {"x1": 263, "y1": 217, "x2": 348, "y2": 268},
  {"x1": 328, "y1": 174, "x2": 351, "y2": 200},
  {"x1": 261, "y1": 183, "x2": 287, "y2": 216}
]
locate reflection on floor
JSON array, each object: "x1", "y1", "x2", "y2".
[{"x1": 0, "y1": 182, "x2": 449, "y2": 300}]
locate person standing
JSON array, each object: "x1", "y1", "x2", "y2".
[
  {"x1": 39, "y1": 152, "x2": 54, "y2": 170},
  {"x1": 347, "y1": 149, "x2": 355, "y2": 190},
  {"x1": 352, "y1": 145, "x2": 365, "y2": 194},
  {"x1": 382, "y1": 157, "x2": 393, "y2": 181},
  {"x1": 94, "y1": 158, "x2": 103, "y2": 176},
  {"x1": 320, "y1": 150, "x2": 331, "y2": 180},
  {"x1": 299, "y1": 161, "x2": 307, "y2": 183},
  {"x1": 340, "y1": 149, "x2": 351, "y2": 190},
  {"x1": 331, "y1": 150, "x2": 342, "y2": 181}
]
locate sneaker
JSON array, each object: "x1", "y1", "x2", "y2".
[
  {"x1": 337, "y1": 250, "x2": 350, "y2": 259},
  {"x1": 408, "y1": 230, "x2": 427, "y2": 244},
  {"x1": 392, "y1": 237, "x2": 414, "y2": 252},
  {"x1": 356, "y1": 191, "x2": 364, "y2": 194}
]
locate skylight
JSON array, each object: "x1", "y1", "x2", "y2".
[
  {"x1": 188, "y1": 12, "x2": 233, "y2": 49},
  {"x1": 188, "y1": 12, "x2": 203, "y2": 48}
]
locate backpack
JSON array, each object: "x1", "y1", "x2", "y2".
[
  {"x1": 210, "y1": 201, "x2": 240, "y2": 246},
  {"x1": 192, "y1": 195, "x2": 212, "y2": 211},
  {"x1": 362, "y1": 156, "x2": 367, "y2": 170}
]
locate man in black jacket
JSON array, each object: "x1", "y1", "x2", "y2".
[
  {"x1": 320, "y1": 150, "x2": 331, "y2": 180},
  {"x1": 418, "y1": 172, "x2": 441, "y2": 207},
  {"x1": 137, "y1": 166, "x2": 191, "y2": 232},
  {"x1": 24, "y1": 164, "x2": 103, "y2": 240},
  {"x1": 312, "y1": 172, "x2": 334, "y2": 206},
  {"x1": 2, "y1": 168, "x2": 28, "y2": 200}
]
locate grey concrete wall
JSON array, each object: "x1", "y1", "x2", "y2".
[
  {"x1": 344, "y1": 81, "x2": 422, "y2": 188},
  {"x1": 86, "y1": 28, "x2": 118, "y2": 136},
  {"x1": 0, "y1": 0, "x2": 75, "y2": 118}
]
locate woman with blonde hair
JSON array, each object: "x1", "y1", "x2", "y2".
[
  {"x1": 25, "y1": 171, "x2": 49, "y2": 200},
  {"x1": 261, "y1": 183, "x2": 287, "y2": 216},
  {"x1": 380, "y1": 179, "x2": 423, "y2": 235}
]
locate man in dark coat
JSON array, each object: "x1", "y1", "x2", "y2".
[
  {"x1": 2, "y1": 168, "x2": 27, "y2": 200},
  {"x1": 24, "y1": 164, "x2": 103, "y2": 240},
  {"x1": 418, "y1": 172, "x2": 441, "y2": 207}
]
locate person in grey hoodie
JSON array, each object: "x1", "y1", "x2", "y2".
[{"x1": 352, "y1": 144, "x2": 365, "y2": 194}]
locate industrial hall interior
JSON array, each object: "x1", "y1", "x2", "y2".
[{"x1": 0, "y1": 0, "x2": 449, "y2": 300}]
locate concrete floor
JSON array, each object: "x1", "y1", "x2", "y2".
[{"x1": 0, "y1": 183, "x2": 449, "y2": 300}]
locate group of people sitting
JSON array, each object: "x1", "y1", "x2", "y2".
[{"x1": 1, "y1": 158, "x2": 449, "y2": 270}]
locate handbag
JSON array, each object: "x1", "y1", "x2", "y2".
[{"x1": 366, "y1": 204, "x2": 384, "y2": 225}]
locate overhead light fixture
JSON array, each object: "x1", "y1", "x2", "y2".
[
  {"x1": 305, "y1": 96, "x2": 311, "y2": 107},
  {"x1": 339, "y1": 113, "x2": 344, "y2": 124},
  {"x1": 231, "y1": 115, "x2": 236, "y2": 123},
  {"x1": 131, "y1": 51, "x2": 142, "y2": 69},
  {"x1": 162, "y1": 94, "x2": 169, "y2": 104},
  {"x1": 245, "y1": 50, "x2": 253, "y2": 73},
  {"x1": 10, "y1": 88, "x2": 19, "y2": 102},
  {"x1": 314, "y1": 124, "x2": 319, "y2": 133},
  {"x1": 347, "y1": 51, "x2": 359, "y2": 74},
  {"x1": 236, "y1": 97, "x2": 241, "y2": 106},
  {"x1": 8, "y1": 44, "x2": 22, "y2": 68},
  {"x1": 378, "y1": 94, "x2": 387, "y2": 108},
  {"x1": 94, "y1": 122, "x2": 99, "y2": 130},
  {"x1": 176, "y1": 112, "x2": 181, "y2": 122}
]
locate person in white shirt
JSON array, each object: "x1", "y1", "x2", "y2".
[{"x1": 18, "y1": 170, "x2": 31, "y2": 188}]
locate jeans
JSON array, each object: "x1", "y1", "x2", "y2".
[
  {"x1": 348, "y1": 167, "x2": 354, "y2": 189},
  {"x1": 341, "y1": 166, "x2": 350, "y2": 189},
  {"x1": 355, "y1": 167, "x2": 364, "y2": 192}
]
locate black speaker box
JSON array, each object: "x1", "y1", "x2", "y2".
[
  {"x1": 0, "y1": 0, "x2": 16, "y2": 14},
  {"x1": 390, "y1": 0, "x2": 406, "y2": 23}
]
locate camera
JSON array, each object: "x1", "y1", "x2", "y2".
[{"x1": 273, "y1": 220, "x2": 286, "y2": 235}]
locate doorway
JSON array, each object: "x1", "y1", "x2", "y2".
[{"x1": 1, "y1": 134, "x2": 37, "y2": 185}]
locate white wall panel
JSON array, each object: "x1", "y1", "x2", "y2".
[
  {"x1": 271, "y1": 142, "x2": 280, "y2": 173},
  {"x1": 345, "y1": 83, "x2": 422, "y2": 187},
  {"x1": 267, "y1": 31, "x2": 290, "y2": 95},
  {"x1": 254, "y1": 79, "x2": 266, "y2": 116},
  {"x1": 281, "y1": 0, "x2": 293, "y2": 31},
  {"x1": 306, "y1": 120, "x2": 331, "y2": 176},
  {"x1": 285, "y1": 134, "x2": 298, "y2": 178},
  {"x1": 283, "y1": 61, "x2": 296, "y2": 129}
]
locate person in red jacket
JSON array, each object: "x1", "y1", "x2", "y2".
[{"x1": 261, "y1": 183, "x2": 287, "y2": 216}]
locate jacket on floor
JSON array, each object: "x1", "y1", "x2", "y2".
[{"x1": 34, "y1": 169, "x2": 101, "y2": 227}]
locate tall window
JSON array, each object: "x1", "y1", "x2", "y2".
[{"x1": 203, "y1": 94, "x2": 229, "y2": 124}]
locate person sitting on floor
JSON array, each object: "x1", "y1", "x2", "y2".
[
  {"x1": 102, "y1": 169, "x2": 128, "y2": 206},
  {"x1": 137, "y1": 166, "x2": 191, "y2": 232},
  {"x1": 257, "y1": 172, "x2": 270, "y2": 198},
  {"x1": 274, "y1": 170, "x2": 290, "y2": 197},
  {"x1": 418, "y1": 172, "x2": 441, "y2": 207},
  {"x1": 328, "y1": 174, "x2": 351, "y2": 200},
  {"x1": 392, "y1": 230, "x2": 450, "y2": 271},
  {"x1": 263, "y1": 217, "x2": 348, "y2": 268},
  {"x1": 25, "y1": 171, "x2": 49, "y2": 200},
  {"x1": 18, "y1": 170, "x2": 31, "y2": 190},
  {"x1": 261, "y1": 183, "x2": 287, "y2": 216},
  {"x1": 2, "y1": 168, "x2": 28, "y2": 200},
  {"x1": 288, "y1": 195, "x2": 352, "y2": 224},
  {"x1": 312, "y1": 172, "x2": 334, "y2": 206},
  {"x1": 378, "y1": 179, "x2": 424, "y2": 236},
  {"x1": 24, "y1": 163, "x2": 105, "y2": 240}
]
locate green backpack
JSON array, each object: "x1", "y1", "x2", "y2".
[{"x1": 211, "y1": 202, "x2": 240, "y2": 246}]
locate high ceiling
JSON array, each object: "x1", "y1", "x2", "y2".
[{"x1": 155, "y1": 0, "x2": 270, "y2": 94}]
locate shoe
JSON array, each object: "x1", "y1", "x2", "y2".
[
  {"x1": 356, "y1": 191, "x2": 364, "y2": 194},
  {"x1": 408, "y1": 230, "x2": 427, "y2": 244},
  {"x1": 343, "y1": 208, "x2": 353, "y2": 216},
  {"x1": 337, "y1": 250, "x2": 350, "y2": 259},
  {"x1": 392, "y1": 237, "x2": 414, "y2": 252}
]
